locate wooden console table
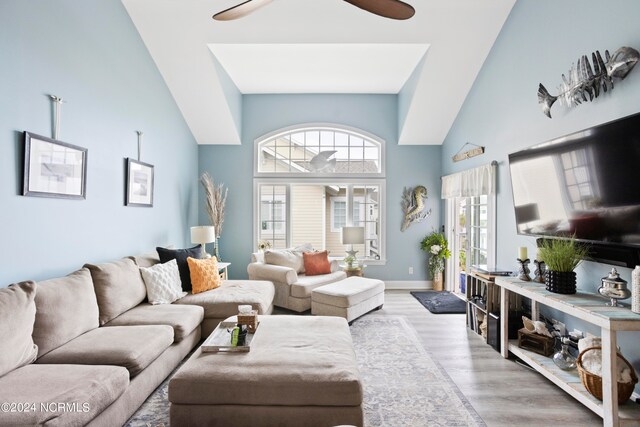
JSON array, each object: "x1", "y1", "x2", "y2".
[{"x1": 494, "y1": 277, "x2": 640, "y2": 427}]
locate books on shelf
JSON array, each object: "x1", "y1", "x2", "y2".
[{"x1": 471, "y1": 264, "x2": 512, "y2": 279}]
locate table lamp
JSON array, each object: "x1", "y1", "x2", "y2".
[
  {"x1": 190, "y1": 226, "x2": 215, "y2": 258},
  {"x1": 342, "y1": 226, "x2": 365, "y2": 259}
]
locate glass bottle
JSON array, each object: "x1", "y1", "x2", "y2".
[{"x1": 553, "y1": 337, "x2": 577, "y2": 370}]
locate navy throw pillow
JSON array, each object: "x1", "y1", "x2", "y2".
[{"x1": 157, "y1": 245, "x2": 202, "y2": 292}]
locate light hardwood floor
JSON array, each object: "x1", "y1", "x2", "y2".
[{"x1": 366, "y1": 291, "x2": 602, "y2": 426}]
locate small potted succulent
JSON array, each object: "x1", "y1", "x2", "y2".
[{"x1": 538, "y1": 237, "x2": 589, "y2": 294}]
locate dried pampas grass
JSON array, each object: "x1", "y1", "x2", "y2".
[{"x1": 200, "y1": 172, "x2": 228, "y2": 237}]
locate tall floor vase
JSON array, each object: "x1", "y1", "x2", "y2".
[{"x1": 433, "y1": 271, "x2": 444, "y2": 291}]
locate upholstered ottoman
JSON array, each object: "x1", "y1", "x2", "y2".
[
  {"x1": 169, "y1": 315, "x2": 363, "y2": 427},
  {"x1": 311, "y1": 276, "x2": 384, "y2": 323}
]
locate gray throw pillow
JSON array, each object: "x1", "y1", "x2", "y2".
[{"x1": 0, "y1": 281, "x2": 38, "y2": 376}]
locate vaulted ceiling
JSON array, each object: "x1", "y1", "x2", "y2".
[{"x1": 122, "y1": 0, "x2": 515, "y2": 145}]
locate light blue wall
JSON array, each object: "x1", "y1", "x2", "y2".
[
  {"x1": 442, "y1": 0, "x2": 640, "y2": 382},
  {"x1": 199, "y1": 94, "x2": 442, "y2": 281},
  {"x1": 0, "y1": 1, "x2": 199, "y2": 285}
]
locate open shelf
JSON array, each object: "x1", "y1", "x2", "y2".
[{"x1": 509, "y1": 341, "x2": 640, "y2": 424}]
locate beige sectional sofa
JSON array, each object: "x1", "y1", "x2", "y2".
[
  {"x1": 247, "y1": 249, "x2": 346, "y2": 312},
  {"x1": 0, "y1": 249, "x2": 275, "y2": 426}
]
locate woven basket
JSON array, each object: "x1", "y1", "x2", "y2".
[
  {"x1": 576, "y1": 346, "x2": 638, "y2": 404},
  {"x1": 237, "y1": 310, "x2": 258, "y2": 333}
]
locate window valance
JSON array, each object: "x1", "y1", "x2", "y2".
[{"x1": 441, "y1": 162, "x2": 496, "y2": 199}]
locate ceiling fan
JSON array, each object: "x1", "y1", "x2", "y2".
[{"x1": 213, "y1": 0, "x2": 415, "y2": 21}]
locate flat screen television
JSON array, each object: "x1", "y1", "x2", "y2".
[{"x1": 508, "y1": 112, "x2": 640, "y2": 266}]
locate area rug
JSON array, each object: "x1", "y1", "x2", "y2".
[
  {"x1": 126, "y1": 316, "x2": 484, "y2": 427},
  {"x1": 410, "y1": 290, "x2": 467, "y2": 314}
]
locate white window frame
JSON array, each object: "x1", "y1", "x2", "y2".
[
  {"x1": 330, "y1": 196, "x2": 365, "y2": 232},
  {"x1": 253, "y1": 178, "x2": 386, "y2": 265},
  {"x1": 254, "y1": 123, "x2": 385, "y2": 179}
]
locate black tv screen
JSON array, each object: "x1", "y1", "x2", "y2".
[{"x1": 508, "y1": 112, "x2": 640, "y2": 248}]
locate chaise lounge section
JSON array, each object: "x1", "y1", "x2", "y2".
[{"x1": 247, "y1": 247, "x2": 346, "y2": 312}]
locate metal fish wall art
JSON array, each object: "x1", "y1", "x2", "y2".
[{"x1": 538, "y1": 46, "x2": 639, "y2": 118}]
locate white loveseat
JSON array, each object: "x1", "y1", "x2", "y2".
[{"x1": 247, "y1": 247, "x2": 346, "y2": 312}]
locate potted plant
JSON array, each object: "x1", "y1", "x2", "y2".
[
  {"x1": 343, "y1": 255, "x2": 356, "y2": 269},
  {"x1": 420, "y1": 230, "x2": 451, "y2": 291},
  {"x1": 538, "y1": 237, "x2": 589, "y2": 294}
]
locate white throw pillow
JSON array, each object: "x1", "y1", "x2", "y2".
[
  {"x1": 140, "y1": 259, "x2": 186, "y2": 304},
  {"x1": 264, "y1": 248, "x2": 306, "y2": 273}
]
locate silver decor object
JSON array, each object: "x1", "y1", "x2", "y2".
[
  {"x1": 538, "y1": 46, "x2": 639, "y2": 118},
  {"x1": 598, "y1": 267, "x2": 631, "y2": 307},
  {"x1": 533, "y1": 260, "x2": 546, "y2": 283},
  {"x1": 400, "y1": 185, "x2": 431, "y2": 231},
  {"x1": 517, "y1": 258, "x2": 531, "y2": 281}
]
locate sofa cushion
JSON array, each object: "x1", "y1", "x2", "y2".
[
  {"x1": 106, "y1": 303, "x2": 203, "y2": 343},
  {"x1": 0, "y1": 364, "x2": 128, "y2": 426},
  {"x1": 175, "y1": 280, "x2": 274, "y2": 319},
  {"x1": 140, "y1": 258, "x2": 186, "y2": 304},
  {"x1": 291, "y1": 271, "x2": 348, "y2": 298},
  {"x1": 157, "y1": 245, "x2": 202, "y2": 292},
  {"x1": 33, "y1": 268, "x2": 99, "y2": 358},
  {"x1": 264, "y1": 249, "x2": 304, "y2": 273},
  {"x1": 36, "y1": 325, "x2": 173, "y2": 377},
  {"x1": 85, "y1": 258, "x2": 147, "y2": 325},
  {"x1": 0, "y1": 281, "x2": 38, "y2": 377},
  {"x1": 187, "y1": 256, "x2": 221, "y2": 294},
  {"x1": 303, "y1": 250, "x2": 331, "y2": 276},
  {"x1": 129, "y1": 250, "x2": 161, "y2": 268}
]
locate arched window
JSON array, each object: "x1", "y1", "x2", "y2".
[
  {"x1": 254, "y1": 124, "x2": 386, "y2": 264},
  {"x1": 255, "y1": 124, "x2": 383, "y2": 177}
]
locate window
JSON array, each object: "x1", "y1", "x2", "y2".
[
  {"x1": 256, "y1": 125, "x2": 383, "y2": 177},
  {"x1": 254, "y1": 125, "x2": 385, "y2": 263},
  {"x1": 442, "y1": 163, "x2": 496, "y2": 293}
]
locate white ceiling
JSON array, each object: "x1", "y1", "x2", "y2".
[
  {"x1": 208, "y1": 43, "x2": 429, "y2": 94},
  {"x1": 122, "y1": 0, "x2": 516, "y2": 145}
]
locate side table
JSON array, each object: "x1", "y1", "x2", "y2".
[
  {"x1": 218, "y1": 262, "x2": 230, "y2": 280},
  {"x1": 341, "y1": 264, "x2": 366, "y2": 277}
]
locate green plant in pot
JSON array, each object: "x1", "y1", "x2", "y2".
[
  {"x1": 538, "y1": 237, "x2": 589, "y2": 294},
  {"x1": 420, "y1": 230, "x2": 451, "y2": 291},
  {"x1": 343, "y1": 254, "x2": 356, "y2": 269}
]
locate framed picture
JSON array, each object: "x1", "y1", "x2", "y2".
[
  {"x1": 125, "y1": 158, "x2": 154, "y2": 207},
  {"x1": 23, "y1": 131, "x2": 87, "y2": 199}
]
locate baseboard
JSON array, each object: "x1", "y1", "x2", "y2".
[{"x1": 384, "y1": 280, "x2": 431, "y2": 290}]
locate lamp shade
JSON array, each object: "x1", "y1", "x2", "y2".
[
  {"x1": 190, "y1": 226, "x2": 215, "y2": 244},
  {"x1": 341, "y1": 226, "x2": 365, "y2": 245}
]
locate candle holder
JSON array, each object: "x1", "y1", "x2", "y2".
[
  {"x1": 533, "y1": 260, "x2": 546, "y2": 283},
  {"x1": 517, "y1": 258, "x2": 531, "y2": 281}
]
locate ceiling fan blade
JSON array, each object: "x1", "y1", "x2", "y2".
[
  {"x1": 343, "y1": 0, "x2": 415, "y2": 20},
  {"x1": 213, "y1": 0, "x2": 273, "y2": 21}
]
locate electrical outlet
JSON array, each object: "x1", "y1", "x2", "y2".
[{"x1": 409, "y1": 267, "x2": 414, "y2": 275}]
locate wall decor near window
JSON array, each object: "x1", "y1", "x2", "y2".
[
  {"x1": 401, "y1": 185, "x2": 431, "y2": 231},
  {"x1": 125, "y1": 159, "x2": 154, "y2": 207},
  {"x1": 537, "y1": 46, "x2": 639, "y2": 118},
  {"x1": 23, "y1": 131, "x2": 87, "y2": 200}
]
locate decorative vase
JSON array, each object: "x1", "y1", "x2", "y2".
[
  {"x1": 214, "y1": 237, "x2": 221, "y2": 262},
  {"x1": 433, "y1": 270, "x2": 444, "y2": 291},
  {"x1": 544, "y1": 270, "x2": 576, "y2": 294}
]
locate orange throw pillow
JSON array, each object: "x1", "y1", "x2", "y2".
[
  {"x1": 303, "y1": 250, "x2": 331, "y2": 276},
  {"x1": 187, "y1": 256, "x2": 221, "y2": 294}
]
